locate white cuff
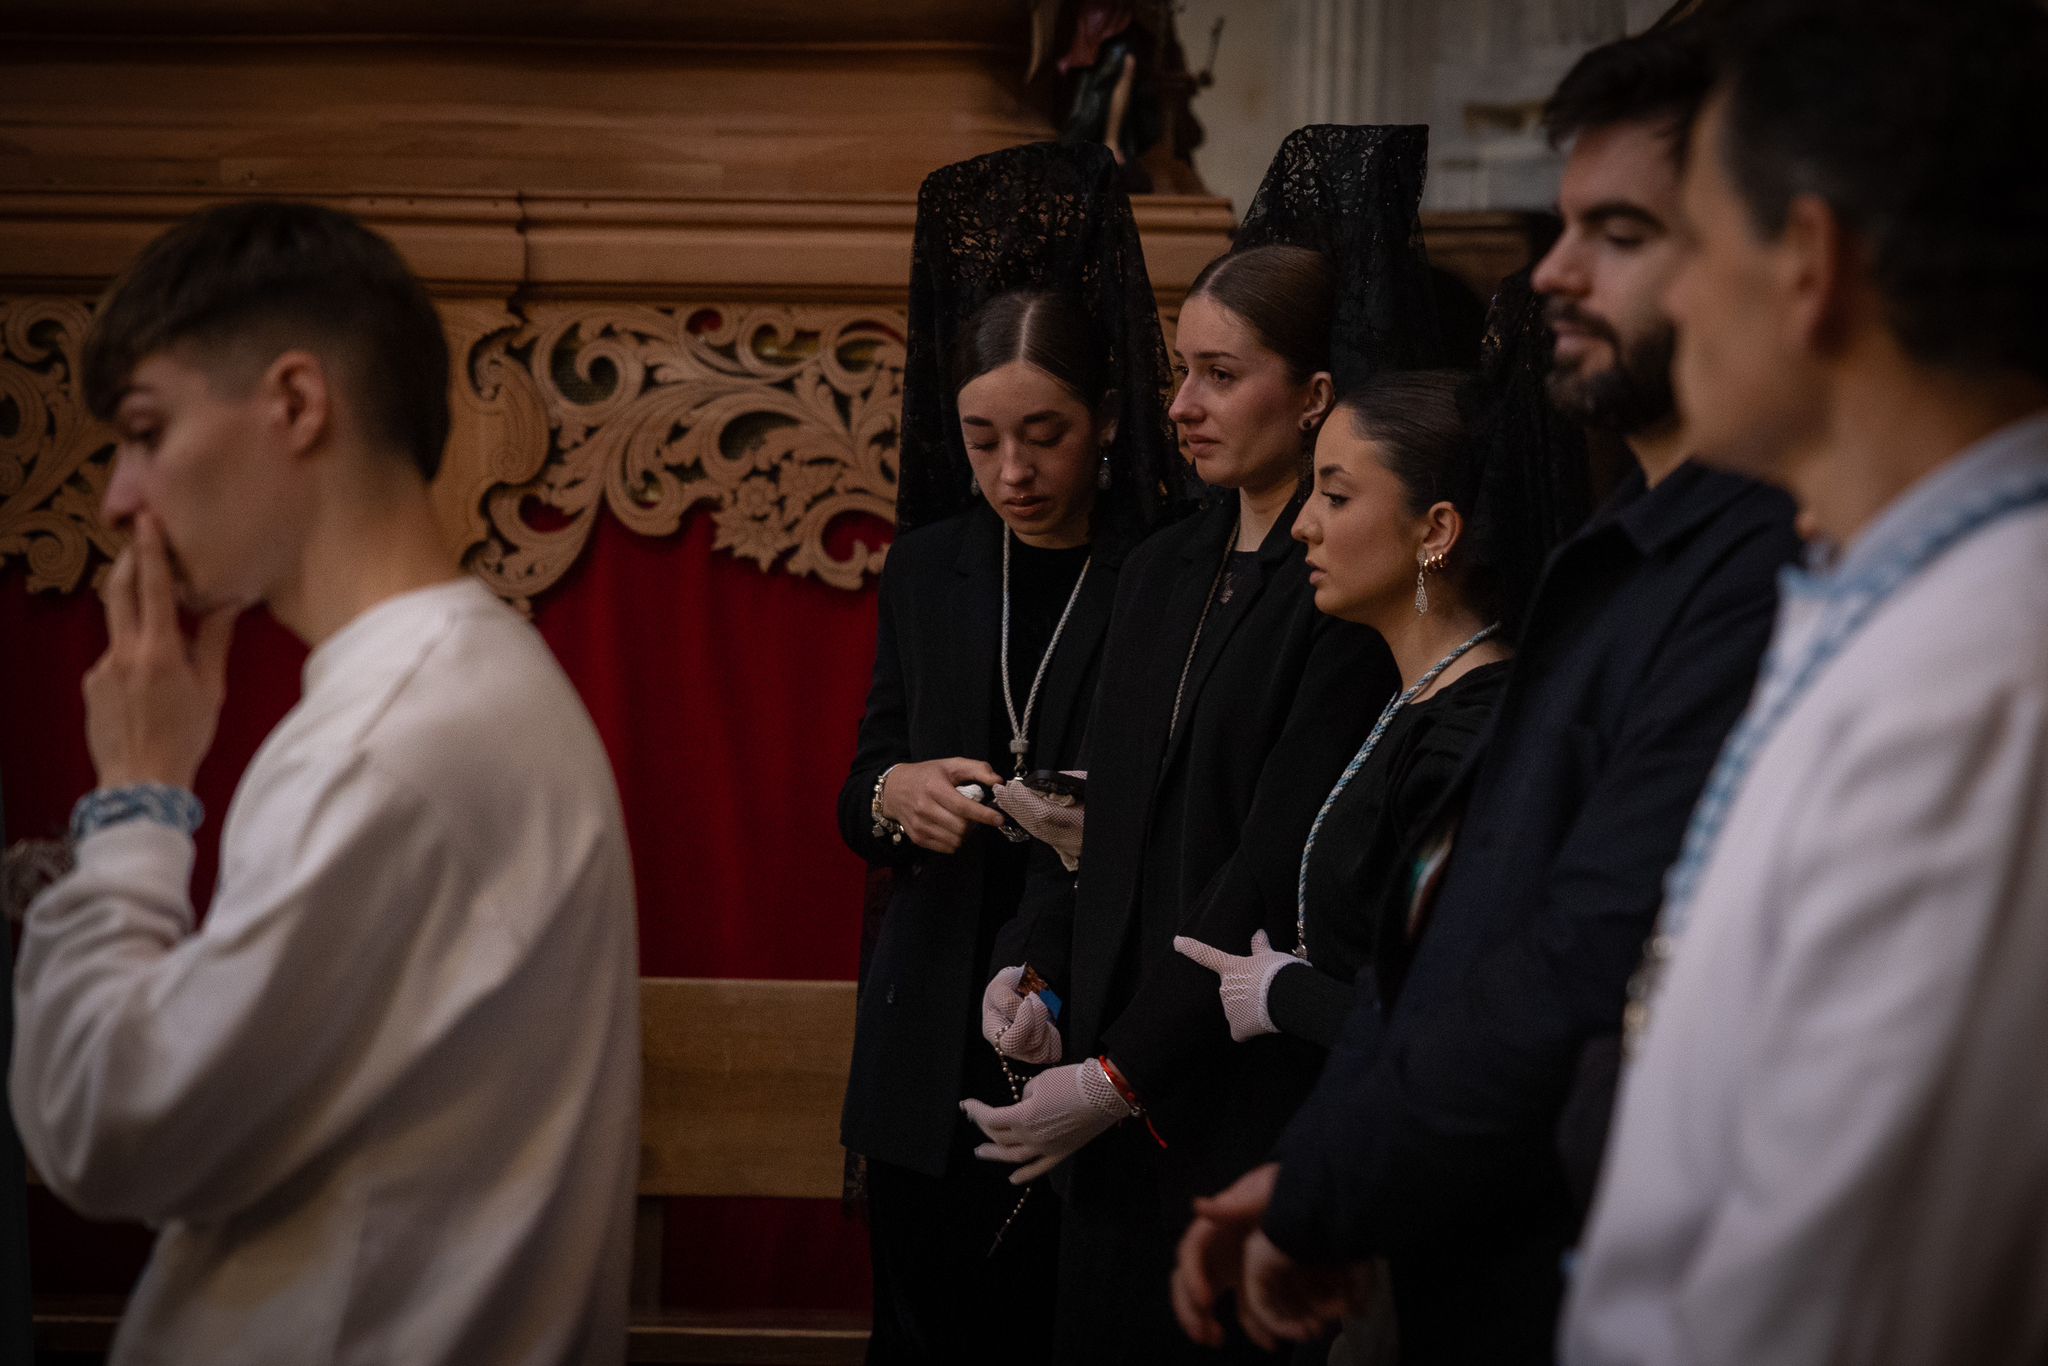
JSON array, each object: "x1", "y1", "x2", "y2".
[{"x1": 59, "y1": 820, "x2": 198, "y2": 931}]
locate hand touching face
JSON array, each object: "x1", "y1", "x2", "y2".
[{"x1": 84, "y1": 513, "x2": 240, "y2": 792}]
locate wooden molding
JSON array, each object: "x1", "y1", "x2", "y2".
[
  {"x1": 0, "y1": 191, "x2": 1237, "y2": 302},
  {"x1": 1, "y1": 0, "x2": 1022, "y2": 45}
]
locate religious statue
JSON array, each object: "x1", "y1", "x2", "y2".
[{"x1": 1027, "y1": 0, "x2": 1220, "y2": 195}]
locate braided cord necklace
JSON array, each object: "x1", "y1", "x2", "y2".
[
  {"x1": 1001, "y1": 528, "x2": 1094, "y2": 777},
  {"x1": 984, "y1": 523, "x2": 1091, "y2": 1254},
  {"x1": 1293, "y1": 622, "x2": 1500, "y2": 961}
]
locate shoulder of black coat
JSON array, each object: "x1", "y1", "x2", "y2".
[
  {"x1": 1119, "y1": 497, "x2": 1227, "y2": 580},
  {"x1": 882, "y1": 505, "x2": 991, "y2": 583}
]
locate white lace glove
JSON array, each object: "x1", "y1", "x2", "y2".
[
  {"x1": 992, "y1": 773, "x2": 1085, "y2": 871},
  {"x1": 1173, "y1": 929, "x2": 1298, "y2": 1042},
  {"x1": 960, "y1": 1057, "x2": 1135, "y2": 1183},
  {"x1": 980, "y1": 965, "x2": 1064, "y2": 1064}
]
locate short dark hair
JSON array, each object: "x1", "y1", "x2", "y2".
[
  {"x1": 1712, "y1": 0, "x2": 2048, "y2": 382},
  {"x1": 949, "y1": 289, "x2": 1112, "y2": 409},
  {"x1": 1543, "y1": 23, "x2": 1713, "y2": 150},
  {"x1": 1185, "y1": 244, "x2": 1334, "y2": 382},
  {"x1": 82, "y1": 200, "x2": 452, "y2": 480}
]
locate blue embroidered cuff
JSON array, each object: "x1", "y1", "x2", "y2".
[{"x1": 70, "y1": 784, "x2": 204, "y2": 844}]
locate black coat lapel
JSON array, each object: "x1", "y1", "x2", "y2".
[
  {"x1": 1130, "y1": 502, "x2": 1238, "y2": 776},
  {"x1": 1031, "y1": 543, "x2": 1122, "y2": 770},
  {"x1": 1154, "y1": 495, "x2": 1300, "y2": 782}
]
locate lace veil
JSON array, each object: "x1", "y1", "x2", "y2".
[
  {"x1": 1233, "y1": 124, "x2": 1446, "y2": 386},
  {"x1": 1461, "y1": 267, "x2": 1593, "y2": 641},
  {"x1": 897, "y1": 140, "x2": 1193, "y2": 541}
]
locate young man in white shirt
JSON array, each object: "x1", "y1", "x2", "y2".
[
  {"x1": 1566, "y1": 3, "x2": 2048, "y2": 1362},
  {"x1": 13, "y1": 201, "x2": 641, "y2": 1365}
]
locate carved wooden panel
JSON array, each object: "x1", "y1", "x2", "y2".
[
  {"x1": 0, "y1": 297, "x2": 117, "y2": 594},
  {"x1": 456, "y1": 303, "x2": 905, "y2": 606},
  {"x1": 0, "y1": 293, "x2": 909, "y2": 605}
]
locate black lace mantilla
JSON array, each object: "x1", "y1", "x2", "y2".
[
  {"x1": 1234, "y1": 124, "x2": 1445, "y2": 387},
  {"x1": 897, "y1": 140, "x2": 1194, "y2": 540},
  {"x1": 1461, "y1": 268, "x2": 1594, "y2": 641}
]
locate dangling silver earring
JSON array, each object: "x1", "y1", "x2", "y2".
[
  {"x1": 1096, "y1": 451, "x2": 1113, "y2": 490},
  {"x1": 969, "y1": 471, "x2": 981, "y2": 498},
  {"x1": 1415, "y1": 550, "x2": 1445, "y2": 615}
]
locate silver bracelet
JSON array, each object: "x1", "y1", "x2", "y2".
[{"x1": 870, "y1": 764, "x2": 906, "y2": 845}]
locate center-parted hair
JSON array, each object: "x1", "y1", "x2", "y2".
[
  {"x1": 82, "y1": 199, "x2": 452, "y2": 481},
  {"x1": 1183, "y1": 245, "x2": 1336, "y2": 383},
  {"x1": 949, "y1": 290, "x2": 1113, "y2": 411},
  {"x1": 898, "y1": 141, "x2": 1192, "y2": 540}
]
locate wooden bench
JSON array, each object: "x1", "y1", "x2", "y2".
[
  {"x1": 629, "y1": 977, "x2": 868, "y2": 1364},
  {"x1": 30, "y1": 977, "x2": 870, "y2": 1366}
]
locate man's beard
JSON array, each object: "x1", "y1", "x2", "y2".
[{"x1": 1544, "y1": 304, "x2": 1678, "y2": 436}]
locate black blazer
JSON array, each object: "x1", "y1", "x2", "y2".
[
  {"x1": 836, "y1": 504, "x2": 1124, "y2": 1177},
  {"x1": 1042, "y1": 495, "x2": 1395, "y2": 1200},
  {"x1": 1264, "y1": 465, "x2": 1799, "y2": 1364}
]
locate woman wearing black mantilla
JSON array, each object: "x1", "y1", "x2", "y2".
[{"x1": 834, "y1": 140, "x2": 1193, "y2": 1365}]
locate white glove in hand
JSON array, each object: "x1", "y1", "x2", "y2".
[
  {"x1": 992, "y1": 773, "x2": 1085, "y2": 871},
  {"x1": 1173, "y1": 929, "x2": 1297, "y2": 1042},
  {"x1": 960, "y1": 1058, "x2": 1134, "y2": 1184},
  {"x1": 980, "y1": 966, "x2": 1064, "y2": 1064}
]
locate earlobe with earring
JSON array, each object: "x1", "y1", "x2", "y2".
[
  {"x1": 1415, "y1": 549, "x2": 1446, "y2": 615},
  {"x1": 1097, "y1": 447, "x2": 1112, "y2": 490}
]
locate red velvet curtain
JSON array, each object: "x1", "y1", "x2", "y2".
[{"x1": 1, "y1": 507, "x2": 887, "y2": 1313}]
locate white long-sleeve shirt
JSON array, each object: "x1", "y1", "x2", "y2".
[
  {"x1": 12, "y1": 578, "x2": 641, "y2": 1366},
  {"x1": 1565, "y1": 413, "x2": 2048, "y2": 1365}
]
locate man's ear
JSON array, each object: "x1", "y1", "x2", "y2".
[
  {"x1": 264, "y1": 349, "x2": 333, "y2": 460},
  {"x1": 1778, "y1": 193, "x2": 1856, "y2": 356}
]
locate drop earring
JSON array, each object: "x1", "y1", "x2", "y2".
[
  {"x1": 1415, "y1": 549, "x2": 1445, "y2": 615},
  {"x1": 1097, "y1": 450, "x2": 1113, "y2": 490},
  {"x1": 969, "y1": 470, "x2": 981, "y2": 498}
]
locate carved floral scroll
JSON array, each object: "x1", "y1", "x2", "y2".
[
  {"x1": 0, "y1": 295, "x2": 909, "y2": 605},
  {"x1": 455, "y1": 303, "x2": 905, "y2": 605},
  {"x1": 0, "y1": 297, "x2": 119, "y2": 594}
]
